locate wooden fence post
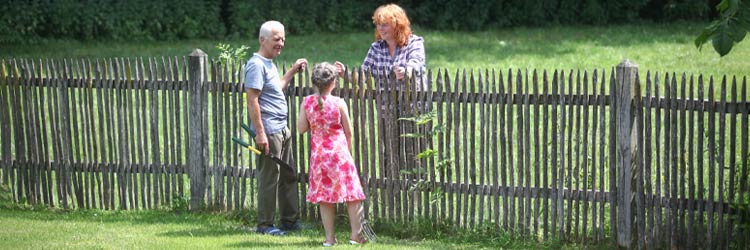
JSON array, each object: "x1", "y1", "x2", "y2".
[
  {"x1": 188, "y1": 49, "x2": 207, "y2": 210},
  {"x1": 615, "y1": 59, "x2": 639, "y2": 248}
]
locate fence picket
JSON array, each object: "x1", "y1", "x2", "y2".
[
  {"x1": 581, "y1": 70, "x2": 591, "y2": 242},
  {"x1": 476, "y1": 71, "x2": 484, "y2": 228},
  {"x1": 727, "y1": 76, "x2": 737, "y2": 248},
  {"x1": 541, "y1": 70, "x2": 550, "y2": 238},
  {"x1": 597, "y1": 69, "x2": 606, "y2": 242},
  {"x1": 608, "y1": 69, "x2": 616, "y2": 243},
  {"x1": 532, "y1": 70, "x2": 541, "y2": 236},
  {"x1": 551, "y1": 69, "x2": 561, "y2": 237},
  {"x1": 498, "y1": 69, "x2": 509, "y2": 231},
  {"x1": 60, "y1": 58, "x2": 74, "y2": 210},
  {"x1": 717, "y1": 77, "x2": 727, "y2": 250},
  {"x1": 0, "y1": 59, "x2": 9, "y2": 187},
  {"x1": 707, "y1": 79, "x2": 715, "y2": 249},
  {"x1": 522, "y1": 70, "x2": 532, "y2": 235},
  {"x1": 490, "y1": 69, "x2": 501, "y2": 231},
  {"x1": 677, "y1": 74, "x2": 688, "y2": 247},
  {"x1": 103, "y1": 58, "x2": 116, "y2": 210},
  {"x1": 570, "y1": 70, "x2": 586, "y2": 241},
  {"x1": 741, "y1": 78, "x2": 749, "y2": 248},
  {"x1": 671, "y1": 73, "x2": 681, "y2": 248},
  {"x1": 468, "y1": 71, "x2": 477, "y2": 228},
  {"x1": 685, "y1": 74, "x2": 695, "y2": 249},
  {"x1": 567, "y1": 70, "x2": 575, "y2": 239},
  {"x1": 37, "y1": 59, "x2": 54, "y2": 207}
]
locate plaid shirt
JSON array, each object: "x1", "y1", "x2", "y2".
[{"x1": 361, "y1": 34, "x2": 426, "y2": 84}]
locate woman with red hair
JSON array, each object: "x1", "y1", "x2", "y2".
[{"x1": 361, "y1": 3, "x2": 425, "y2": 87}]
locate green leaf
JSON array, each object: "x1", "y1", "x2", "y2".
[
  {"x1": 716, "y1": 0, "x2": 731, "y2": 12},
  {"x1": 416, "y1": 149, "x2": 437, "y2": 159},
  {"x1": 712, "y1": 22, "x2": 735, "y2": 56},
  {"x1": 695, "y1": 28, "x2": 715, "y2": 49},
  {"x1": 397, "y1": 117, "x2": 417, "y2": 122},
  {"x1": 401, "y1": 133, "x2": 424, "y2": 138}
]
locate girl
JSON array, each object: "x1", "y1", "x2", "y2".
[{"x1": 296, "y1": 62, "x2": 367, "y2": 246}]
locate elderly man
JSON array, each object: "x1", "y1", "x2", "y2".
[{"x1": 245, "y1": 20, "x2": 307, "y2": 236}]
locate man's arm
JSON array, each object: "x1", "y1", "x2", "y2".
[
  {"x1": 246, "y1": 88, "x2": 269, "y2": 154},
  {"x1": 279, "y1": 58, "x2": 308, "y2": 90}
]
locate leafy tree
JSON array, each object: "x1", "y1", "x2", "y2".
[{"x1": 695, "y1": 0, "x2": 750, "y2": 56}]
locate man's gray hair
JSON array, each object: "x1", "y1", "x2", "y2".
[{"x1": 259, "y1": 21, "x2": 284, "y2": 40}]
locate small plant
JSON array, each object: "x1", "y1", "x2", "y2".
[
  {"x1": 0, "y1": 182, "x2": 14, "y2": 209},
  {"x1": 170, "y1": 195, "x2": 190, "y2": 213},
  {"x1": 216, "y1": 43, "x2": 250, "y2": 65},
  {"x1": 731, "y1": 193, "x2": 750, "y2": 234},
  {"x1": 399, "y1": 109, "x2": 453, "y2": 204}
]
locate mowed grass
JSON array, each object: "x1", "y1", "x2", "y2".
[
  {"x1": 0, "y1": 208, "x2": 614, "y2": 250},
  {"x1": 1, "y1": 21, "x2": 747, "y2": 79}
]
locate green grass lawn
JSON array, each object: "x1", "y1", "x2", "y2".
[
  {"x1": 0, "y1": 208, "x2": 613, "y2": 250},
  {"x1": 1, "y1": 21, "x2": 747, "y2": 79}
]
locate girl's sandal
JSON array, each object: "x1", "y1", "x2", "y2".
[
  {"x1": 349, "y1": 236, "x2": 367, "y2": 245},
  {"x1": 322, "y1": 238, "x2": 337, "y2": 247}
]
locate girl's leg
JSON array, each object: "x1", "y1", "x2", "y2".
[
  {"x1": 346, "y1": 200, "x2": 363, "y2": 241},
  {"x1": 320, "y1": 203, "x2": 337, "y2": 244}
]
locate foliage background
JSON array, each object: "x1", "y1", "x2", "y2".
[{"x1": 0, "y1": 0, "x2": 722, "y2": 43}]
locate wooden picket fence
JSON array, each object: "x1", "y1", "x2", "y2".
[{"x1": 0, "y1": 51, "x2": 747, "y2": 249}]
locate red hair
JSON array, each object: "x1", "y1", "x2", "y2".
[{"x1": 372, "y1": 4, "x2": 412, "y2": 47}]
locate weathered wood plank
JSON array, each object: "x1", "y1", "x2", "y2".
[
  {"x1": 716, "y1": 77, "x2": 727, "y2": 250},
  {"x1": 669, "y1": 73, "x2": 679, "y2": 248},
  {"x1": 574, "y1": 70, "x2": 582, "y2": 240},
  {"x1": 581, "y1": 70, "x2": 591, "y2": 242},
  {"x1": 532, "y1": 70, "x2": 541, "y2": 237},
  {"x1": 490, "y1": 69, "x2": 501, "y2": 231},
  {"x1": 686, "y1": 74, "x2": 696, "y2": 250},
  {"x1": 608, "y1": 69, "x2": 617, "y2": 244},
  {"x1": 147, "y1": 58, "x2": 159, "y2": 209},
  {"x1": 522, "y1": 70, "x2": 532, "y2": 235},
  {"x1": 499, "y1": 69, "x2": 509, "y2": 230},
  {"x1": 707, "y1": 79, "x2": 716, "y2": 249},
  {"x1": 0, "y1": 59, "x2": 11, "y2": 187},
  {"x1": 566, "y1": 70, "x2": 574, "y2": 240},
  {"x1": 727, "y1": 76, "x2": 738, "y2": 248},
  {"x1": 552, "y1": 69, "x2": 562, "y2": 237},
  {"x1": 597, "y1": 69, "x2": 606, "y2": 242},
  {"x1": 542, "y1": 70, "x2": 550, "y2": 238},
  {"x1": 179, "y1": 56, "x2": 189, "y2": 198},
  {"x1": 742, "y1": 78, "x2": 749, "y2": 247}
]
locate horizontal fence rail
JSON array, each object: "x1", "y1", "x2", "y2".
[{"x1": 0, "y1": 54, "x2": 747, "y2": 249}]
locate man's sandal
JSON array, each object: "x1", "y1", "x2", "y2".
[{"x1": 256, "y1": 226, "x2": 286, "y2": 236}]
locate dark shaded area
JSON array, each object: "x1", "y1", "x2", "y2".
[{"x1": 0, "y1": 0, "x2": 719, "y2": 44}]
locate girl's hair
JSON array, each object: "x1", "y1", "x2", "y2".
[
  {"x1": 372, "y1": 4, "x2": 412, "y2": 47},
  {"x1": 311, "y1": 62, "x2": 337, "y2": 111}
]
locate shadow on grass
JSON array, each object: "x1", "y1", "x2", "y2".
[{"x1": 0, "y1": 207, "x2": 254, "y2": 227}]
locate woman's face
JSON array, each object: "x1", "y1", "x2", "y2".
[{"x1": 376, "y1": 22, "x2": 394, "y2": 41}]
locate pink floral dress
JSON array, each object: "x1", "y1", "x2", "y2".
[{"x1": 302, "y1": 95, "x2": 366, "y2": 204}]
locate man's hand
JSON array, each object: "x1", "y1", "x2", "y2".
[
  {"x1": 294, "y1": 58, "x2": 308, "y2": 72},
  {"x1": 254, "y1": 132, "x2": 270, "y2": 155}
]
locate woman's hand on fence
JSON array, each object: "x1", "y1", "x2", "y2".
[{"x1": 335, "y1": 61, "x2": 346, "y2": 78}]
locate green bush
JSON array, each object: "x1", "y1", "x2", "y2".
[{"x1": 0, "y1": 0, "x2": 719, "y2": 43}]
